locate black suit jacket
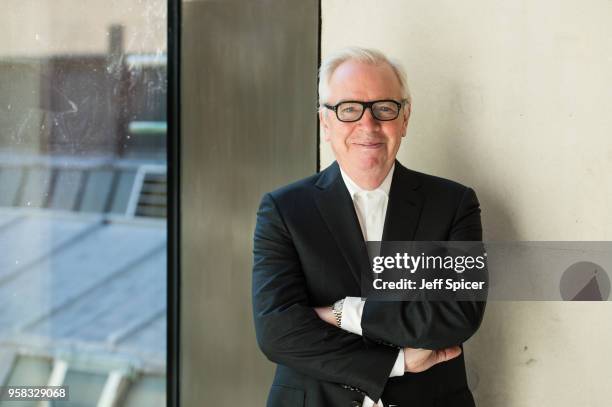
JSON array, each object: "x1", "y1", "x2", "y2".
[{"x1": 252, "y1": 160, "x2": 486, "y2": 407}]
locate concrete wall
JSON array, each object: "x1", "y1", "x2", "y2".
[{"x1": 321, "y1": 1, "x2": 612, "y2": 406}]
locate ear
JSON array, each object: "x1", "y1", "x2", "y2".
[
  {"x1": 401, "y1": 104, "x2": 411, "y2": 137},
  {"x1": 319, "y1": 109, "x2": 331, "y2": 141}
]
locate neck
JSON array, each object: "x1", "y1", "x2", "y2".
[{"x1": 341, "y1": 163, "x2": 392, "y2": 190}]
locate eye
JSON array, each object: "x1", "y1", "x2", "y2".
[{"x1": 374, "y1": 102, "x2": 399, "y2": 116}]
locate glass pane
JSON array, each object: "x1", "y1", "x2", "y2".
[
  {"x1": 122, "y1": 375, "x2": 165, "y2": 407},
  {"x1": 0, "y1": 355, "x2": 52, "y2": 407},
  {"x1": 51, "y1": 370, "x2": 107, "y2": 407},
  {"x1": 0, "y1": 2, "x2": 168, "y2": 405}
]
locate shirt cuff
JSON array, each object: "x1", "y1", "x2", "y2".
[
  {"x1": 340, "y1": 296, "x2": 365, "y2": 336},
  {"x1": 390, "y1": 348, "x2": 404, "y2": 377}
]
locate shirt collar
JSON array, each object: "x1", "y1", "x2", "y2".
[{"x1": 339, "y1": 163, "x2": 395, "y2": 199}]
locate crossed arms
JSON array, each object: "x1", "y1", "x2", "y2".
[{"x1": 252, "y1": 188, "x2": 486, "y2": 401}]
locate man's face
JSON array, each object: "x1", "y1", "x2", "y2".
[{"x1": 320, "y1": 60, "x2": 410, "y2": 178}]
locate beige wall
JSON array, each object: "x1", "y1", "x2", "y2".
[
  {"x1": 0, "y1": 0, "x2": 166, "y2": 57},
  {"x1": 321, "y1": 1, "x2": 612, "y2": 406}
]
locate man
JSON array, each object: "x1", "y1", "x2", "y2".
[{"x1": 252, "y1": 47, "x2": 485, "y2": 407}]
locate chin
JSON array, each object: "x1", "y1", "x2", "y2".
[{"x1": 354, "y1": 160, "x2": 385, "y2": 173}]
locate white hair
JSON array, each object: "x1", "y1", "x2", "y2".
[{"x1": 318, "y1": 46, "x2": 412, "y2": 107}]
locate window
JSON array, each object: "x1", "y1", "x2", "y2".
[{"x1": 0, "y1": 2, "x2": 168, "y2": 405}]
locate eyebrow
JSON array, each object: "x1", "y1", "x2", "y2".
[{"x1": 330, "y1": 98, "x2": 402, "y2": 104}]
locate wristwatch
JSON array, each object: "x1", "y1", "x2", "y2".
[{"x1": 332, "y1": 298, "x2": 344, "y2": 328}]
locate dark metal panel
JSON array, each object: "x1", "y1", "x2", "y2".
[
  {"x1": 181, "y1": 0, "x2": 319, "y2": 404},
  {"x1": 166, "y1": 0, "x2": 181, "y2": 405}
]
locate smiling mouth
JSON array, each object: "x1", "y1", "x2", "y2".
[{"x1": 355, "y1": 142, "x2": 383, "y2": 148}]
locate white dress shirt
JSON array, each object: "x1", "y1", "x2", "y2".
[{"x1": 338, "y1": 165, "x2": 405, "y2": 407}]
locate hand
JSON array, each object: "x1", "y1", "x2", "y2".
[
  {"x1": 403, "y1": 346, "x2": 462, "y2": 373},
  {"x1": 313, "y1": 305, "x2": 337, "y2": 326}
]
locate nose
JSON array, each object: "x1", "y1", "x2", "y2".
[{"x1": 357, "y1": 106, "x2": 381, "y2": 130}]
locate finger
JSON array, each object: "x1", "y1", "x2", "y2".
[{"x1": 435, "y1": 346, "x2": 462, "y2": 363}]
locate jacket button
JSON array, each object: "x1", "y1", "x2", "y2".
[{"x1": 350, "y1": 401, "x2": 362, "y2": 407}]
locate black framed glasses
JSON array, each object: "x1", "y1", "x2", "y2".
[{"x1": 323, "y1": 99, "x2": 407, "y2": 122}]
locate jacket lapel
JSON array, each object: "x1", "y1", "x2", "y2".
[
  {"x1": 382, "y1": 161, "x2": 424, "y2": 242},
  {"x1": 314, "y1": 162, "x2": 369, "y2": 285}
]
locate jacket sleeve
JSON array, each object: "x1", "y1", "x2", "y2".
[
  {"x1": 252, "y1": 193, "x2": 399, "y2": 401},
  {"x1": 360, "y1": 187, "x2": 488, "y2": 349}
]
